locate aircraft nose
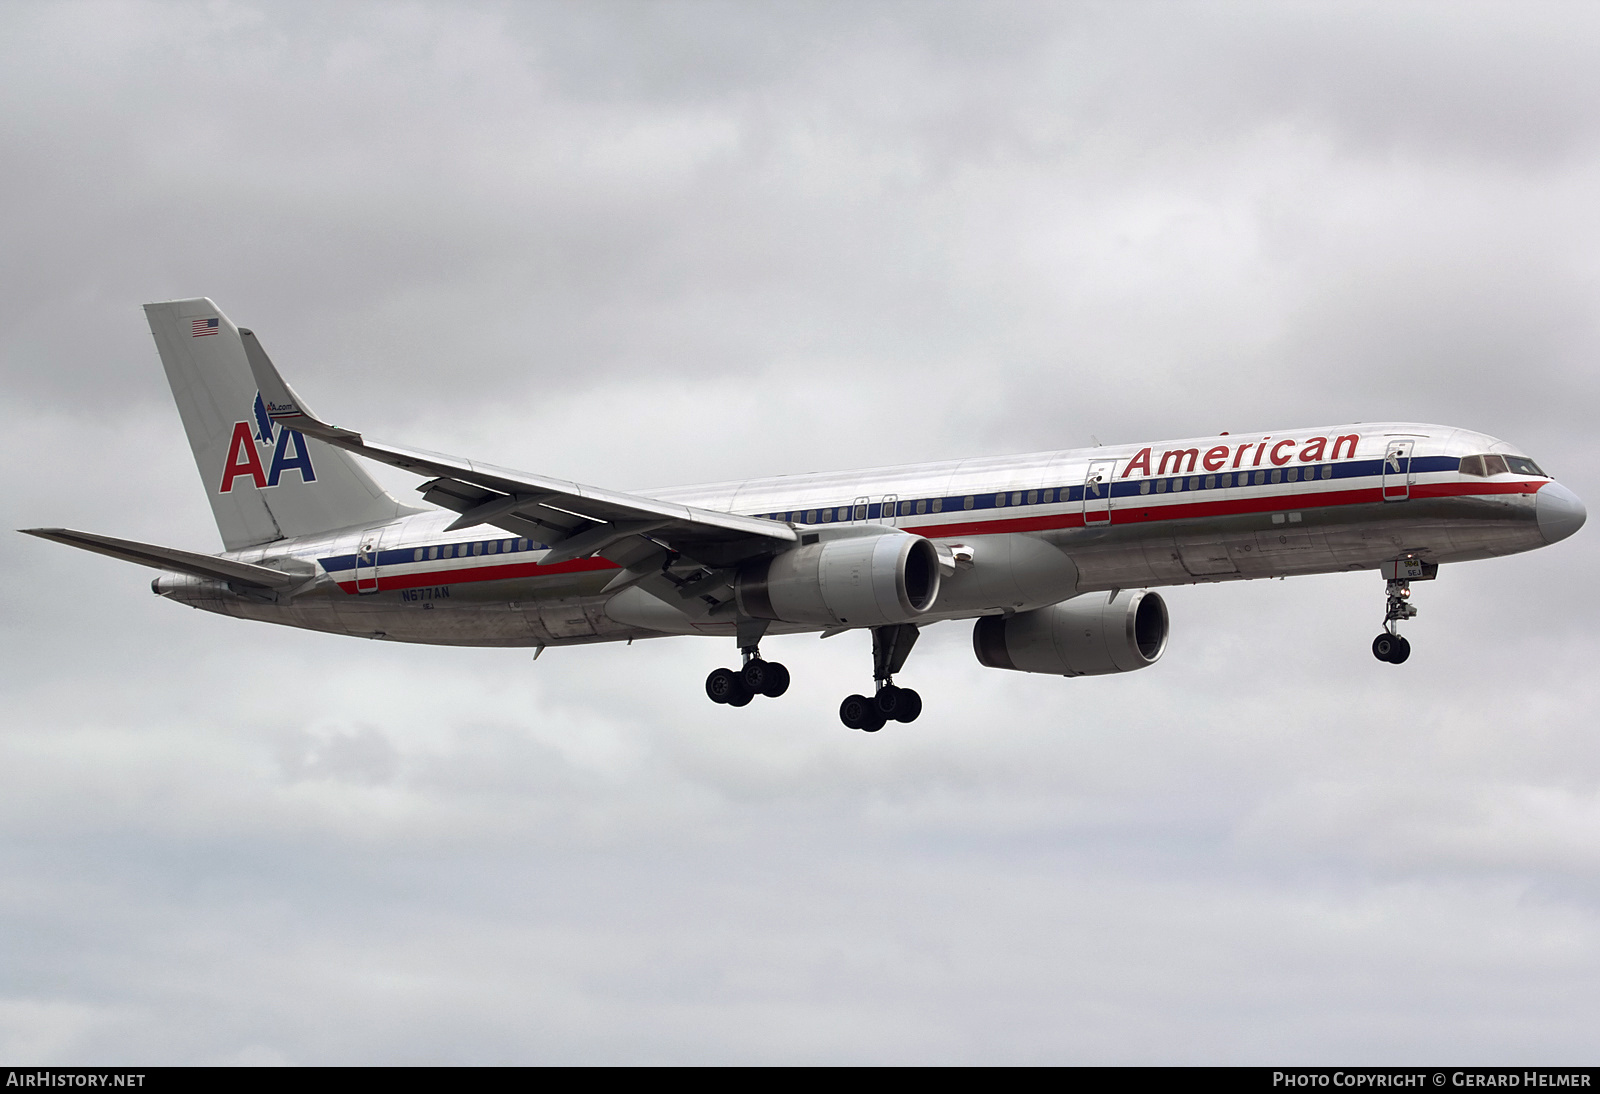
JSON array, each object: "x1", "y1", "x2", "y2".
[{"x1": 1537, "y1": 481, "x2": 1587, "y2": 545}]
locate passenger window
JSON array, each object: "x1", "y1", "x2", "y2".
[
  {"x1": 413, "y1": 548, "x2": 423, "y2": 562},
  {"x1": 473, "y1": 542, "x2": 483, "y2": 556},
  {"x1": 517, "y1": 539, "x2": 528, "y2": 551},
  {"x1": 442, "y1": 545, "x2": 453, "y2": 558},
  {"x1": 898, "y1": 501, "x2": 909, "y2": 516},
  {"x1": 1188, "y1": 477, "x2": 1199, "y2": 491},
  {"x1": 1220, "y1": 474, "x2": 1232, "y2": 488},
  {"x1": 932, "y1": 498, "x2": 943, "y2": 513},
  {"x1": 1254, "y1": 470, "x2": 1266, "y2": 485},
  {"x1": 1139, "y1": 481, "x2": 1151, "y2": 495},
  {"x1": 805, "y1": 510, "x2": 817, "y2": 524},
  {"x1": 487, "y1": 541, "x2": 498, "y2": 554},
  {"x1": 1205, "y1": 476, "x2": 1216, "y2": 489},
  {"x1": 1027, "y1": 491, "x2": 1037, "y2": 505},
  {"x1": 822, "y1": 509, "x2": 834, "y2": 522},
  {"x1": 963, "y1": 496, "x2": 975, "y2": 510},
  {"x1": 1321, "y1": 465, "x2": 1332, "y2": 479},
  {"x1": 1483, "y1": 454, "x2": 1509, "y2": 475},
  {"x1": 995, "y1": 493, "x2": 1007, "y2": 507},
  {"x1": 428, "y1": 546, "x2": 439, "y2": 560},
  {"x1": 1172, "y1": 478, "x2": 1184, "y2": 492},
  {"x1": 1012, "y1": 492, "x2": 1022, "y2": 505},
  {"x1": 916, "y1": 500, "x2": 926, "y2": 514},
  {"x1": 1155, "y1": 480, "x2": 1167, "y2": 493},
  {"x1": 1043, "y1": 489, "x2": 1054, "y2": 503},
  {"x1": 1286, "y1": 467, "x2": 1299, "y2": 482},
  {"x1": 1270, "y1": 469, "x2": 1281, "y2": 484}
]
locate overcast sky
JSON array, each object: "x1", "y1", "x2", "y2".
[{"x1": 4, "y1": 0, "x2": 1599, "y2": 1064}]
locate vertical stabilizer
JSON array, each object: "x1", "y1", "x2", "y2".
[{"x1": 144, "y1": 299, "x2": 416, "y2": 550}]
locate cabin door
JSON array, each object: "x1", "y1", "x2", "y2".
[
  {"x1": 353, "y1": 527, "x2": 389, "y2": 594},
  {"x1": 1382, "y1": 441, "x2": 1414, "y2": 502},
  {"x1": 1082, "y1": 460, "x2": 1117, "y2": 526}
]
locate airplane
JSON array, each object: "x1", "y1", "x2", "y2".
[{"x1": 22, "y1": 299, "x2": 1587, "y2": 732}]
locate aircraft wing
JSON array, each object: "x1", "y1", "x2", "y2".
[
  {"x1": 19, "y1": 528, "x2": 313, "y2": 589},
  {"x1": 240, "y1": 330, "x2": 797, "y2": 571}
]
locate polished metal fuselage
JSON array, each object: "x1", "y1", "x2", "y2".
[{"x1": 155, "y1": 422, "x2": 1559, "y2": 647}]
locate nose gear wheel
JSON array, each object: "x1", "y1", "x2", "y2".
[{"x1": 1371, "y1": 633, "x2": 1411, "y2": 664}]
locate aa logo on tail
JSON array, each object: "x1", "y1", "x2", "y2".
[{"x1": 219, "y1": 393, "x2": 318, "y2": 492}]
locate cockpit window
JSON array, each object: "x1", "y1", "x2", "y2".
[
  {"x1": 1504, "y1": 456, "x2": 1547, "y2": 477},
  {"x1": 1460, "y1": 454, "x2": 1511, "y2": 476}
]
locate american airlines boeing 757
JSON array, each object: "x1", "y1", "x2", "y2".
[{"x1": 23, "y1": 300, "x2": 1587, "y2": 731}]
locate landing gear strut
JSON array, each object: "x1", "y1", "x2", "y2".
[
  {"x1": 1372, "y1": 579, "x2": 1415, "y2": 664},
  {"x1": 840, "y1": 624, "x2": 923, "y2": 731},
  {"x1": 1371, "y1": 559, "x2": 1436, "y2": 665}
]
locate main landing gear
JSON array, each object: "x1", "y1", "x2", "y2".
[
  {"x1": 705, "y1": 647, "x2": 791, "y2": 707},
  {"x1": 839, "y1": 624, "x2": 923, "y2": 732}
]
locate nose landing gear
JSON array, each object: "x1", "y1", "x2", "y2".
[{"x1": 1372, "y1": 558, "x2": 1437, "y2": 665}]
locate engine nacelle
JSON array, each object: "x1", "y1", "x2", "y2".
[
  {"x1": 973, "y1": 589, "x2": 1168, "y2": 676},
  {"x1": 737, "y1": 529, "x2": 941, "y2": 627}
]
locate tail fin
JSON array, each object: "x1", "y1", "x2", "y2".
[{"x1": 144, "y1": 299, "x2": 417, "y2": 550}]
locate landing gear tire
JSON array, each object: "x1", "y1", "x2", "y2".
[
  {"x1": 760, "y1": 661, "x2": 790, "y2": 698},
  {"x1": 1371, "y1": 634, "x2": 1411, "y2": 664},
  {"x1": 890, "y1": 687, "x2": 922, "y2": 723},
  {"x1": 873, "y1": 685, "x2": 923, "y2": 723},
  {"x1": 742, "y1": 658, "x2": 791, "y2": 698},
  {"x1": 726, "y1": 679, "x2": 755, "y2": 706},
  {"x1": 840, "y1": 694, "x2": 872, "y2": 730},
  {"x1": 706, "y1": 667, "x2": 740, "y2": 704}
]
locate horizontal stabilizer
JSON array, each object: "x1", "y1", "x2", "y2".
[{"x1": 19, "y1": 528, "x2": 311, "y2": 589}]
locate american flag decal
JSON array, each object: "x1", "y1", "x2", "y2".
[{"x1": 191, "y1": 317, "x2": 220, "y2": 337}]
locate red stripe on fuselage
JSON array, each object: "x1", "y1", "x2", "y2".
[
  {"x1": 335, "y1": 555, "x2": 617, "y2": 594},
  {"x1": 900, "y1": 479, "x2": 1540, "y2": 539}
]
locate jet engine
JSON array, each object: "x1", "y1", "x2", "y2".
[
  {"x1": 736, "y1": 529, "x2": 941, "y2": 628},
  {"x1": 972, "y1": 589, "x2": 1168, "y2": 676}
]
